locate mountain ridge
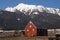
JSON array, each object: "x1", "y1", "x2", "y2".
[{"x1": 5, "y1": 3, "x2": 60, "y2": 16}]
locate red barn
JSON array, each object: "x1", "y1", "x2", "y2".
[{"x1": 25, "y1": 21, "x2": 37, "y2": 37}]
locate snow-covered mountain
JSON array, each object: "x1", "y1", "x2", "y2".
[
  {"x1": 0, "y1": 3, "x2": 60, "y2": 30},
  {"x1": 5, "y1": 3, "x2": 60, "y2": 16}
]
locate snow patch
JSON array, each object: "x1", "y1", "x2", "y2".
[{"x1": 5, "y1": 3, "x2": 60, "y2": 16}]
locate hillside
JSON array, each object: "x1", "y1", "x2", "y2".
[{"x1": 0, "y1": 10, "x2": 60, "y2": 30}]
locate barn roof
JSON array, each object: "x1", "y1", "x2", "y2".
[{"x1": 0, "y1": 10, "x2": 60, "y2": 30}]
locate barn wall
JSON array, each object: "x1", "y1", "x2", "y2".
[{"x1": 37, "y1": 29, "x2": 48, "y2": 36}]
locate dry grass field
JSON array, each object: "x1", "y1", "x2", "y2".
[
  {"x1": 0, "y1": 29, "x2": 59, "y2": 40},
  {"x1": 0, "y1": 36, "x2": 48, "y2": 40}
]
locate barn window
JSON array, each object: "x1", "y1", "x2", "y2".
[
  {"x1": 29, "y1": 25, "x2": 32, "y2": 28},
  {"x1": 32, "y1": 29, "x2": 34, "y2": 31},
  {"x1": 27, "y1": 29, "x2": 29, "y2": 32}
]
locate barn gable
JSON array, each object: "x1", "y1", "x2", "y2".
[{"x1": 25, "y1": 21, "x2": 37, "y2": 37}]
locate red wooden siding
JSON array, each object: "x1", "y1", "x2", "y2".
[{"x1": 25, "y1": 21, "x2": 37, "y2": 37}]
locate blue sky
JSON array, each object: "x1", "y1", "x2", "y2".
[{"x1": 0, "y1": 0, "x2": 60, "y2": 10}]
